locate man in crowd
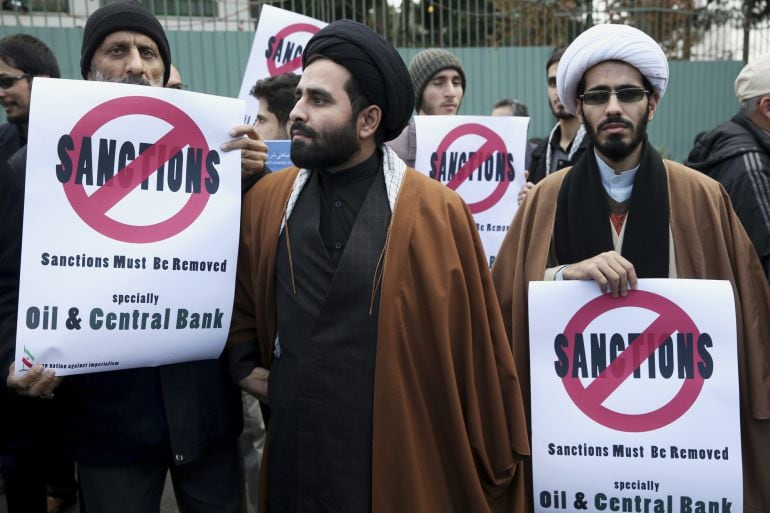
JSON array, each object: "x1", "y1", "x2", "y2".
[
  {"x1": 5, "y1": 2, "x2": 268, "y2": 512},
  {"x1": 251, "y1": 72, "x2": 300, "y2": 140},
  {"x1": 387, "y1": 48, "x2": 465, "y2": 167},
  {"x1": 491, "y1": 97, "x2": 535, "y2": 169},
  {"x1": 518, "y1": 47, "x2": 589, "y2": 204},
  {"x1": 492, "y1": 97, "x2": 529, "y2": 118},
  {"x1": 166, "y1": 63, "x2": 184, "y2": 89},
  {"x1": 0, "y1": 32, "x2": 79, "y2": 513},
  {"x1": 685, "y1": 54, "x2": 770, "y2": 281},
  {"x1": 0, "y1": 34, "x2": 58, "y2": 166},
  {"x1": 228, "y1": 19, "x2": 529, "y2": 513},
  {"x1": 492, "y1": 23, "x2": 770, "y2": 512}
]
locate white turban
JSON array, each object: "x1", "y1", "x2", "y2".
[{"x1": 556, "y1": 24, "x2": 669, "y2": 115}]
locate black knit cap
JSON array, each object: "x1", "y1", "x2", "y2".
[{"x1": 80, "y1": 0, "x2": 171, "y2": 86}]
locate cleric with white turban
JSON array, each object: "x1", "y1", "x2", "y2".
[{"x1": 556, "y1": 24, "x2": 669, "y2": 115}]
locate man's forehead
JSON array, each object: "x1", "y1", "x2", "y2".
[
  {"x1": 99, "y1": 30, "x2": 159, "y2": 49},
  {"x1": 257, "y1": 98, "x2": 274, "y2": 113},
  {"x1": 431, "y1": 68, "x2": 461, "y2": 81},
  {"x1": 583, "y1": 60, "x2": 644, "y2": 87},
  {"x1": 299, "y1": 58, "x2": 350, "y2": 92}
]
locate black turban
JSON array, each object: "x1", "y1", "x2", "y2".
[{"x1": 303, "y1": 20, "x2": 414, "y2": 142}]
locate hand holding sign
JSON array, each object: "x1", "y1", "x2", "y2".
[
  {"x1": 562, "y1": 250, "x2": 639, "y2": 297},
  {"x1": 221, "y1": 124, "x2": 269, "y2": 177},
  {"x1": 7, "y1": 362, "x2": 61, "y2": 397}
]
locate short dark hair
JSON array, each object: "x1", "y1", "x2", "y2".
[
  {"x1": 493, "y1": 98, "x2": 529, "y2": 117},
  {"x1": 344, "y1": 74, "x2": 385, "y2": 146},
  {"x1": 299, "y1": 55, "x2": 384, "y2": 145},
  {"x1": 0, "y1": 33, "x2": 60, "y2": 78},
  {"x1": 546, "y1": 47, "x2": 566, "y2": 74},
  {"x1": 250, "y1": 73, "x2": 301, "y2": 129}
]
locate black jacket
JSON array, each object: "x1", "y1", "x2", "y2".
[
  {"x1": 2, "y1": 146, "x2": 244, "y2": 465},
  {"x1": 0, "y1": 142, "x2": 48, "y2": 450},
  {"x1": 685, "y1": 112, "x2": 770, "y2": 281},
  {"x1": 527, "y1": 123, "x2": 590, "y2": 184}
]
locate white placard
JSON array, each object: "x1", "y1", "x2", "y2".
[
  {"x1": 237, "y1": 5, "x2": 327, "y2": 125},
  {"x1": 15, "y1": 78, "x2": 243, "y2": 376},
  {"x1": 528, "y1": 279, "x2": 742, "y2": 513},
  {"x1": 413, "y1": 115, "x2": 528, "y2": 266}
]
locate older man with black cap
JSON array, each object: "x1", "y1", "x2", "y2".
[
  {"x1": 492, "y1": 23, "x2": 770, "y2": 512},
  {"x1": 5, "y1": 2, "x2": 269, "y2": 512},
  {"x1": 227, "y1": 19, "x2": 529, "y2": 513},
  {"x1": 686, "y1": 54, "x2": 770, "y2": 282}
]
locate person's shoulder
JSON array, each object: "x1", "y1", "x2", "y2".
[
  {"x1": 535, "y1": 166, "x2": 570, "y2": 193},
  {"x1": 403, "y1": 167, "x2": 465, "y2": 207},
  {"x1": 665, "y1": 160, "x2": 728, "y2": 199},
  {"x1": 243, "y1": 167, "x2": 299, "y2": 208},
  {"x1": 0, "y1": 122, "x2": 19, "y2": 148},
  {"x1": 0, "y1": 122, "x2": 17, "y2": 137}
]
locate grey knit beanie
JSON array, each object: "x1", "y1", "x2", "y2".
[
  {"x1": 81, "y1": 0, "x2": 171, "y2": 86},
  {"x1": 408, "y1": 48, "x2": 466, "y2": 112}
]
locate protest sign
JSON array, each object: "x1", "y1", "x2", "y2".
[
  {"x1": 265, "y1": 140, "x2": 292, "y2": 170},
  {"x1": 413, "y1": 115, "x2": 528, "y2": 266},
  {"x1": 528, "y1": 279, "x2": 742, "y2": 513},
  {"x1": 237, "y1": 5, "x2": 327, "y2": 124},
  {"x1": 15, "y1": 78, "x2": 243, "y2": 376}
]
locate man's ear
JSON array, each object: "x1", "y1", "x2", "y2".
[
  {"x1": 759, "y1": 95, "x2": 770, "y2": 120},
  {"x1": 358, "y1": 104, "x2": 382, "y2": 139},
  {"x1": 647, "y1": 92, "x2": 659, "y2": 121}
]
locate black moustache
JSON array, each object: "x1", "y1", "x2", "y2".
[
  {"x1": 598, "y1": 117, "x2": 631, "y2": 130},
  {"x1": 290, "y1": 122, "x2": 317, "y2": 138}
]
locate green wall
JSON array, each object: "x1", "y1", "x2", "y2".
[{"x1": 0, "y1": 27, "x2": 743, "y2": 161}]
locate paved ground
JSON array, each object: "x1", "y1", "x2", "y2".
[{"x1": 0, "y1": 473, "x2": 180, "y2": 513}]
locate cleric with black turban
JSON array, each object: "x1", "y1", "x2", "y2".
[
  {"x1": 302, "y1": 19, "x2": 414, "y2": 141},
  {"x1": 228, "y1": 16, "x2": 531, "y2": 513}
]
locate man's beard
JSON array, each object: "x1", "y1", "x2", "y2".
[
  {"x1": 585, "y1": 113, "x2": 648, "y2": 162},
  {"x1": 550, "y1": 101, "x2": 575, "y2": 121},
  {"x1": 290, "y1": 117, "x2": 360, "y2": 170},
  {"x1": 91, "y1": 69, "x2": 158, "y2": 87}
]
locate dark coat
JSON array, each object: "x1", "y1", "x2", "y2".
[
  {"x1": 1, "y1": 146, "x2": 243, "y2": 465},
  {"x1": 0, "y1": 143, "x2": 45, "y2": 450},
  {"x1": 685, "y1": 112, "x2": 770, "y2": 280},
  {"x1": 527, "y1": 124, "x2": 590, "y2": 184}
]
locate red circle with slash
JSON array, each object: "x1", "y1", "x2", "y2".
[
  {"x1": 435, "y1": 123, "x2": 512, "y2": 214},
  {"x1": 61, "y1": 96, "x2": 211, "y2": 244},
  {"x1": 560, "y1": 291, "x2": 704, "y2": 432},
  {"x1": 266, "y1": 23, "x2": 322, "y2": 76}
]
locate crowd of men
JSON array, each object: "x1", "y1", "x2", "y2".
[{"x1": 0, "y1": 2, "x2": 769, "y2": 513}]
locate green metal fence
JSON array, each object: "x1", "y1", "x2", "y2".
[
  {"x1": 0, "y1": 24, "x2": 743, "y2": 162},
  {"x1": 0, "y1": 0, "x2": 768, "y2": 59}
]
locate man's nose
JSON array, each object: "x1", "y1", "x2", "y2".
[{"x1": 125, "y1": 47, "x2": 144, "y2": 76}]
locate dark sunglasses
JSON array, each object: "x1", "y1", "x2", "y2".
[
  {"x1": 580, "y1": 87, "x2": 650, "y2": 105},
  {"x1": 0, "y1": 74, "x2": 31, "y2": 89}
]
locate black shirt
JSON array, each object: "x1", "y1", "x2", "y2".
[{"x1": 317, "y1": 150, "x2": 383, "y2": 265}]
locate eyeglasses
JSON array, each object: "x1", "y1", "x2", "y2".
[
  {"x1": 0, "y1": 74, "x2": 30, "y2": 89},
  {"x1": 580, "y1": 87, "x2": 650, "y2": 106}
]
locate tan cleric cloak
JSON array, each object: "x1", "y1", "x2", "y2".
[
  {"x1": 492, "y1": 160, "x2": 770, "y2": 513},
  {"x1": 229, "y1": 165, "x2": 530, "y2": 513}
]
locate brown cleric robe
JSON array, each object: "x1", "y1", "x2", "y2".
[
  {"x1": 492, "y1": 159, "x2": 770, "y2": 513},
  {"x1": 229, "y1": 156, "x2": 530, "y2": 513}
]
